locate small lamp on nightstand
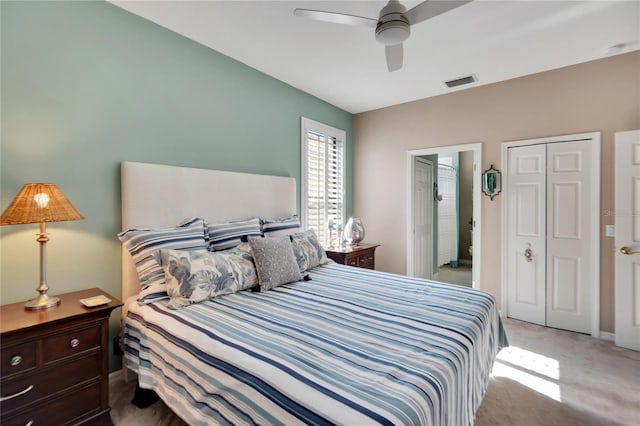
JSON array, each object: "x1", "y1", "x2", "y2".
[{"x1": 1, "y1": 183, "x2": 84, "y2": 310}]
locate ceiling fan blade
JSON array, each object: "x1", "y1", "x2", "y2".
[
  {"x1": 405, "y1": 0, "x2": 472, "y2": 25},
  {"x1": 294, "y1": 9, "x2": 377, "y2": 27},
  {"x1": 385, "y1": 44, "x2": 403, "y2": 72}
]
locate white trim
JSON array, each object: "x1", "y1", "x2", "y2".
[
  {"x1": 599, "y1": 331, "x2": 615, "y2": 342},
  {"x1": 300, "y1": 117, "x2": 347, "y2": 241},
  {"x1": 500, "y1": 132, "x2": 601, "y2": 337},
  {"x1": 406, "y1": 143, "x2": 482, "y2": 290}
]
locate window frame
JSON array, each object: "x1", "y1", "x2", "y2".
[{"x1": 300, "y1": 117, "x2": 346, "y2": 247}]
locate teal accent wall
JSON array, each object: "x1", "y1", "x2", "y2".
[{"x1": 1, "y1": 1, "x2": 352, "y2": 371}]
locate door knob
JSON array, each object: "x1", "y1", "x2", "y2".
[
  {"x1": 620, "y1": 246, "x2": 640, "y2": 255},
  {"x1": 524, "y1": 247, "x2": 533, "y2": 262}
]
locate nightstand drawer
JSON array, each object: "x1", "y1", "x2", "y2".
[
  {"x1": 357, "y1": 253, "x2": 375, "y2": 269},
  {"x1": 1, "y1": 341, "x2": 37, "y2": 376},
  {"x1": 43, "y1": 325, "x2": 101, "y2": 363},
  {"x1": 2, "y1": 382, "x2": 102, "y2": 426},
  {"x1": 1, "y1": 353, "x2": 101, "y2": 414},
  {"x1": 326, "y1": 244, "x2": 379, "y2": 270},
  {"x1": 1, "y1": 289, "x2": 121, "y2": 425}
]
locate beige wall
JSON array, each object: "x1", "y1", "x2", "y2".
[{"x1": 353, "y1": 51, "x2": 639, "y2": 333}]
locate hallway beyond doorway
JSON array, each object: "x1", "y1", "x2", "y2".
[{"x1": 436, "y1": 263, "x2": 472, "y2": 287}]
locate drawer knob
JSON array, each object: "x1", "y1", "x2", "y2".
[
  {"x1": 10, "y1": 355, "x2": 22, "y2": 366},
  {"x1": 70, "y1": 338, "x2": 80, "y2": 348},
  {"x1": 0, "y1": 384, "x2": 34, "y2": 402}
]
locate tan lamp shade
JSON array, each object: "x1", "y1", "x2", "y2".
[{"x1": 1, "y1": 183, "x2": 84, "y2": 225}]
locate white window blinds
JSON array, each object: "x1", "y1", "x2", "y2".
[{"x1": 301, "y1": 117, "x2": 346, "y2": 248}]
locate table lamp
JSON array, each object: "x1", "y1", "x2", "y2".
[{"x1": 1, "y1": 183, "x2": 84, "y2": 310}]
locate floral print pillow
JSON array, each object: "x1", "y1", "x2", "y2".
[
  {"x1": 290, "y1": 229, "x2": 330, "y2": 272},
  {"x1": 155, "y1": 243, "x2": 258, "y2": 308}
]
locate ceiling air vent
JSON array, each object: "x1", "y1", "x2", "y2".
[{"x1": 444, "y1": 74, "x2": 477, "y2": 89}]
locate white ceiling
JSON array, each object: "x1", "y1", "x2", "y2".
[{"x1": 110, "y1": 0, "x2": 639, "y2": 114}]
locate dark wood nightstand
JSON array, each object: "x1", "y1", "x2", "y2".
[
  {"x1": 0, "y1": 288, "x2": 122, "y2": 426},
  {"x1": 326, "y1": 243, "x2": 380, "y2": 270}
]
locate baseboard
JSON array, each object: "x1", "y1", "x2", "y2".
[
  {"x1": 459, "y1": 259, "x2": 472, "y2": 266},
  {"x1": 599, "y1": 331, "x2": 615, "y2": 342},
  {"x1": 109, "y1": 368, "x2": 124, "y2": 384}
]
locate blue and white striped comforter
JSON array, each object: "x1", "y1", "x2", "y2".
[{"x1": 123, "y1": 263, "x2": 508, "y2": 425}]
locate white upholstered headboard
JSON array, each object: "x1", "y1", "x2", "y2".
[{"x1": 120, "y1": 161, "x2": 296, "y2": 300}]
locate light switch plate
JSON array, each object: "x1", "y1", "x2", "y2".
[{"x1": 605, "y1": 225, "x2": 615, "y2": 237}]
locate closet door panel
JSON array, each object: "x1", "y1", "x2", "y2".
[
  {"x1": 546, "y1": 141, "x2": 592, "y2": 333},
  {"x1": 507, "y1": 145, "x2": 547, "y2": 325}
]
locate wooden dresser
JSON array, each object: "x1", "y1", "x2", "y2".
[
  {"x1": 326, "y1": 243, "x2": 380, "y2": 270},
  {"x1": 0, "y1": 288, "x2": 122, "y2": 426}
]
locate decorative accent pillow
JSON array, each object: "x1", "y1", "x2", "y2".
[
  {"x1": 118, "y1": 218, "x2": 207, "y2": 295},
  {"x1": 261, "y1": 215, "x2": 302, "y2": 237},
  {"x1": 248, "y1": 236, "x2": 303, "y2": 291},
  {"x1": 155, "y1": 243, "x2": 258, "y2": 308},
  {"x1": 291, "y1": 229, "x2": 330, "y2": 272},
  {"x1": 207, "y1": 217, "x2": 262, "y2": 251}
]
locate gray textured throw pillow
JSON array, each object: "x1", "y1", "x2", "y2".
[{"x1": 248, "y1": 236, "x2": 303, "y2": 291}]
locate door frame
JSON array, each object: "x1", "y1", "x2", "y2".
[
  {"x1": 501, "y1": 132, "x2": 601, "y2": 337},
  {"x1": 406, "y1": 143, "x2": 482, "y2": 289}
]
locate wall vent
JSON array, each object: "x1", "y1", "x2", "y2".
[{"x1": 444, "y1": 74, "x2": 477, "y2": 88}]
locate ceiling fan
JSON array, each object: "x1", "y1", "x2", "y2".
[{"x1": 294, "y1": 0, "x2": 471, "y2": 72}]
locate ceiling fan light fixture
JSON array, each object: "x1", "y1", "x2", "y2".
[
  {"x1": 375, "y1": 21, "x2": 410, "y2": 45},
  {"x1": 376, "y1": 0, "x2": 410, "y2": 45},
  {"x1": 295, "y1": 0, "x2": 472, "y2": 72}
]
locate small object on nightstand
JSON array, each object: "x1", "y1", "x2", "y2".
[
  {"x1": 343, "y1": 217, "x2": 365, "y2": 245},
  {"x1": 0, "y1": 288, "x2": 122, "y2": 425},
  {"x1": 80, "y1": 295, "x2": 112, "y2": 307},
  {"x1": 326, "y1": 243, "x2": 379, "y2": 270}
]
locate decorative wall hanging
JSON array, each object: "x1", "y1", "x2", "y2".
[{"x1": 482, "y1": 164, "x2": 502, "y2": 200}]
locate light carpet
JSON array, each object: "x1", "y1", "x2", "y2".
[{"x1": 109, "y1": 318, "x2": 640, "y2": 425}]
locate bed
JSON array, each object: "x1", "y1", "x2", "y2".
[{"x1": 120, "y1": 161, "x2": 508, "y2": 425}]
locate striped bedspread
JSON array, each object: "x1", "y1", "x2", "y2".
[{"x1": 123, "y1": 263, "x2": 508, "y2": 425}]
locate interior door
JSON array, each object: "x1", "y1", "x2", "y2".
[
  {"x1": 615, "y1": 130, "x2": 640, "y2": 350},
  {"x1": 507, "y1": 144, "x2": 547, "y2": 326},
  {"x1": 546, "y1": 141, "x2": 593, "y2": 333},
  {"x1": 414, "y1": 157, "x2": 433, "y2": 279}
]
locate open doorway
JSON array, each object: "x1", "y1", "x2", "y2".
[{"x1": 406, "y1": 143, "x2": 482, "y2": 290}]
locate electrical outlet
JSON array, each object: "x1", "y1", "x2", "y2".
[{"x1": 605, "y1": 225, "x2": 615, "y2": 237}]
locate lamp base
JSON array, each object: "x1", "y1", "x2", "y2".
[{"x1": 24, "y1": 295, "x2": 61, "y2": 310}]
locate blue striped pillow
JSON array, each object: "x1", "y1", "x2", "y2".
[
  {"x1": 207, "y1": 217, "x2": 262, "y2": 251},
  {"x1": 261, "y1": 215, "x2": 301, "y2": 237},
  {"x1": 118, "y1": 218, "x2": 208, "y2": 294}
]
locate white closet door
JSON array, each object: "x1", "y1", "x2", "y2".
[
  {"x1": 546, "y1": 141, "x2": 593, "y2": 333},
  {"x1": 413, "y1": 158, "x2": 433, "y2": 279},
  {"x1": 615, "y1": 130, "x2": 640, "y2": 350},
  {"x1": 507, "y1": 144, "x2": 547, "y2": 326}
]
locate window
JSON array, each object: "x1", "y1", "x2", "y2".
[{"x1": 301, "y1": 117, "x2": 346, "y2": 248}]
